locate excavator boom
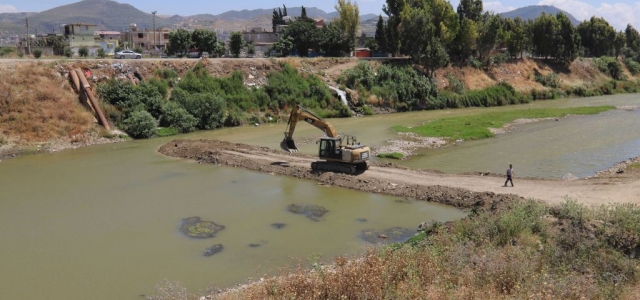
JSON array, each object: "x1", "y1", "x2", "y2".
[
  {"x1": 279, "y1": 104, "x2": 370, "y2": 174},
  {"x1": 281, "y1": 105, "x2": 338, "y2": 152}
]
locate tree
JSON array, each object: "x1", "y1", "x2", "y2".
[
  {"x1": 577, "y1": 17, "x2": 616, "y2": 57},
  {"x1": 375, "y1": 15, "x2": 387, "y2": 54},
  {"x1": 383, "y1": 0, "x2": 405, "y2": 56},
  {"x1": 33, "y1": 49, "x2": 42, "y2": 59},
  {"x1": 503, "y1": 17, "x2": 528, "y2": 58},
  {"x1": 64, "y1": 47, "x2": 73, "y2": 58},
  {"x1": 625, "y1": 24, "x2": 640, "y2": 53},
  {"x1": 283, "y1": 19, "x2": 318, "y2": 57},
  {"x1": 96, "y1": 48, "x2": 106, "y2": 58},
  {"x1": 229, "y1": 32, "x2": 244, "y2": 58},
  {"x1": 191, "y1": 29, "x2": 218, "y2": 56},
  {"x1": 400, "y1": 5, "x2": 449, "y2": 78},
  {"x1": 272, "y1": 5, "x2": 288, "y2": 32},
  {"x1": 167, "y1": 29, "x2": 192, "y2": 57},
  {"x1": 555, "y1": 12, "x2": 580, "y2": 65},
  {"x1": 456, "y1": 17, "x2": 479, "y2": 60},
  {"x1": 301, "y1": 6, "x2": 308, "y2": 20},
  {"x1": 614, "y1": 31, "x2": 626, "y2": 58},
  {"x1": 319, "y1": 21, "x2": 350, "y2": 56},
  {"x1": 531, "y1": 13, "x2": 558, "y2": 59},
  {"x1": 213, "y1": 42, "x2": 226, "y2": 57},
  {"x1": 78, "y1": 46, "x2": 89, "y2": 58},
  {"x1": 457, "y1": 0, "x2": 483, "y2": 22},
  {"x1": 334, "y1": 0, "x2": 360, "y2": 53},
  {"x1": 46, "y1": 35, "x2": 66, "y2": 55},
  {"x1": 477, "y1": 13, "x2": 502, "y2": 59},
  {"x1": 271, "y1": 36, "x2": 294, "y2": 56}
]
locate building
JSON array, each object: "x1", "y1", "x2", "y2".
[
  {"x1": 95, "y1": 31, "x2": 120, "y2": 56},
  {"x1": 121, "y1": 24, "x2": 170, "y2": 51},
  {"x1": 242, "y1": 27, "x2": 279, "y2": 55},
  {"x1": 64, "y1": 23, "x2": 99, "y2": 48}
]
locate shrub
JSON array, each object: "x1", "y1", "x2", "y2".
[
  {"x1": 78, "y1": 46, "x2": 89, "y2": 58},
  {"x1": 122, "y1": 110, "x2": 157, "y2": 138},
  {"x1": 96, "y1": 48, "x2": 106, "y2": 58},
  {"x1": 64, "y1": 47, "x2": 73, "y2": 58},
  {"x1": 338, "y1": 60, "x2": 376, "y2": 91},
  {"x1": 534, "y1": 72, "x2": 560, "y2": 88},
  {"x1": 161, "y1": 102, "x2": 197, "y2": 133},
  {"x1": 147, "y1": 77, "x2": 169, "y2": 99},
  {"x1": 446, "y1": 73, "x2": 465, "y2": 93},
  {"x1": 136, "y1": 83, "x2": 166, "y2": 119},
  {"x1": 0, "y1": 47, "x2": 15, "y2": 57},
  {"x1": 594, "y1": 57, "x2": 624, "y2": 80},
  {"x1": 177, "y1": 93, "x2": 226, "y2": 130},
  {"x1": 134, "y1": 46, "x2": 143, "y2": 55},
  {"x1": 624, "y1": 58, "x2": 640, "y2": 75},
  {"x1": 32, "y1": 49, "x2": 42, "y2": 59}
]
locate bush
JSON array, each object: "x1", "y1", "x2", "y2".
[
  {"x1": 594, "y1": 57, "x2": 624, "y2": 80},
  {"x1": 534, "y1": 72, "x2": 560, "y2": 88},
  {"x1": 624, "y1": 58, "x2": 640, "y2": 75},
  {"x1": 96, "y1": 48, "x2": 106, "y2": 58},
  {"x1": 338, "y1": 60, "x2": 376, "y2": 91},
  {"x1": 31, "y1": 49, "x2": 42, "y2": 59},
  {"x1": 78, "y1": 46, "x2": 89, "y2": 58},
  {"x1": 175, "y1": 93, "x2": 226, "y2": 130},
  {"x1": 122, "y1": 110, "x2": 157, "y2": 138},
  {"x1": 64, "y1": 47, "x2": 73, "y2": 58},
  {"x1": 446, "y1": 74, "x2": 465, "y2": 93},
  {"x1": 0, "y1": 47, "x2": 15, "y2": 57},
  {"x1": 161, "y1": 102, "x2": 197, "y2": 133}
]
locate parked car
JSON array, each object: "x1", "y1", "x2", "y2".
[{"x1": 115, "y1": 50, "x2": 142, "y2": 59}]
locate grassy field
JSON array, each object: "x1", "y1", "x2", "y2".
[{"x1": 393, "y1": 106, "x2": 615, "y2": 141}]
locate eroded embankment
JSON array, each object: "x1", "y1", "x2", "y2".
[{"x1": 159, "y1": 139, "x2": 525, "y2": 210}]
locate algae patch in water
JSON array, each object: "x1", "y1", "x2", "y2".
[
  {"x1": 360, "y1": 227, "x2": 415, "y2": 244},
  {"x1": 180, "y1": 216, "x2": 225, "y2": 238},
  {"x1": 287, "y1": 204, "x2": 328, "y2": 221}
]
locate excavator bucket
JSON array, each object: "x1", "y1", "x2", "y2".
[{"x1": 280, "y1": 138, "x2": 299, "y2": 152}]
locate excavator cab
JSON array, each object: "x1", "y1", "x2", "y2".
[{"x1": 318, "y1": 137, "x2": 342, "y2": 160}]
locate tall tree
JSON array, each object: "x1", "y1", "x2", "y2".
[
  {"x1": 555, "y1": 12, "x2": 580, "y2": 65},
  {"x1": 503, "y1": 17, "x2": 528, "y2": 58},
  {"x1": 477, "y1": 13, "x2": 502, "y2": 59},
  {"x1": 625, "y1": 24, "x2": 640, "y2": 53},
  {"x1": 301, "y1": 6, "x2": 308, "y2": 19},
  {"x1": 334, "y1": 0, "x2": 360, "y2": 53},
  {"x1": 319, "y1": 21, "x2": 350, "y2": 56},
  {"x1": 451, "y1": 17, "x2": 478, "y2": 60},
  {"x1": 383, "y1": 0, "x2": 406, "y2": 56},
  {"x1": 283, "y1": 19, "x2": 319, "y2": 57},
  {"x1": 191, "y1": 29, "x2": 218, "y2": 56},
  {"x1": 614, "y1": 31, "x2": 626, "y2": 58},
  {"x1": 457, "y1": 0, "x2": 483, "y2": 22},
  {"x1": 531, "y1": 12, "x2": 558, "y2": 59},
  {"x1": 375, "y1": 15, "x2": 388, "y2": 53},
  {"x1": 400, "y1": 4, "x2": 449, "y2": 78},
  {"x1": 167, "y1": 29, "x2": 192, "y2": 57},
  {"x1": 229, "y1": 32, "x2": 244, "y2": 58},
  {"x1": 283, "y1": 5, "x2": 288, "y2": 16},
  {"x1": 577, "y1": 17, "x2": 616, "y2": 57}
]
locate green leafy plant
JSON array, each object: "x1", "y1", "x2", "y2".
[{"x1": 32, "y1": 49, "x2": 42, "y2": 59}]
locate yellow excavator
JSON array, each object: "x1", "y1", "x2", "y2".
[{"x1": 280, "y1": 104, "x2": 370, "y2": 174}]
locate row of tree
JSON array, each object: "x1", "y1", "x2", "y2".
[{"x1": 371, "y1": 0, "x2": 640, "y2": 78}]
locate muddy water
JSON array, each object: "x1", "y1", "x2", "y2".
[
  {"x1": 0, "y1": 139, "x2": 464, "y2": 300},
  {"x1": 1, "y1": 94, "x2": 638, "y2": 300}
]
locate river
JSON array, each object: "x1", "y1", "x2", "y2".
[{"x1": 0, "y1": 94, "x2": 638, "y2": 299}]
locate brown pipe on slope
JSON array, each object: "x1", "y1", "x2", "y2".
[{"x1": 75, "y1": 68, "x2": 111, "y2": 131}]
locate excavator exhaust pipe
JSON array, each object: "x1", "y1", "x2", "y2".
[{"x1": 280, "y1": 138, "x2": 299, "y2": 152}]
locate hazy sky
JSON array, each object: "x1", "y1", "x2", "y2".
[{"x1": 0, "y1": 0, "x2": 638, "y2": 29}]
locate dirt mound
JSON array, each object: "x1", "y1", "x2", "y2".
[{"x1": 159, "y1": 139, "x2": 525, "y2": 211}]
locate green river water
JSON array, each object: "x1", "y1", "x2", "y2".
[{"x1": 0, "y1": 94, "x2": 639, "y2": 299}]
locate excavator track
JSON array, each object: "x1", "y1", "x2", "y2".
[{"x1": 311, "y1": 161, "x2": 363, "y2": 175}]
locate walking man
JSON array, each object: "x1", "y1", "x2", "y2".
[{"x1": 504, "y1": 164, "x2": 514, "y2": 187}]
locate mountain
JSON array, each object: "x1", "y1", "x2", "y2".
[
  {"x1": 499, "y1": 5, "x2": 580, "y2": 25},
  {"x1": 0, "y1": 1, "x2": 381, "y2": 35},
  {"x1": 3, "y1": 0, "x2": 180, "y2": 33}
]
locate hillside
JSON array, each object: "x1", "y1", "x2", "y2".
[
  {"x1": 0, "y1": 1, "x2": 379, "y2": 34},
  {"x1": 500, "y1": 5, "x2": 580, "y2": 25}
]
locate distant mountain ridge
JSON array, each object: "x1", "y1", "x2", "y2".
[
  {"x1": 0, "y1": 0, "x2": 378, "y2": 34},
  {"x1": 499, "y1": 5, "x2": 580, "y2": 25}
]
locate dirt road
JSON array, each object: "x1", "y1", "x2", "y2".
[{"x1": 159, "y1": 139, "x2": 640, "y2": 208}]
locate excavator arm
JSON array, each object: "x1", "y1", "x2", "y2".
[{"x1": 281, "y1": 105, "x2": 338, "y2": 152}]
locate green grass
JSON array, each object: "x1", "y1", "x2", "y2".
[
  {"x1": 393, "y1": 106, "x2": 615, "y2": 141},
  {"x1": 628, "y1": 162, "x2": 640, "y2": 170},
  {"x1": 377, "y1": 152, "x2": 405, "y2": 160},
  {"x1": 156, "y1": 127, "x2": 179, "y2": 137}
]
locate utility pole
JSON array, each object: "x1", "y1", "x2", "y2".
[
  {"x1": 25, "y1": 17, "x2": 30, "y2": 55},
  {"x1": 152, "y1": 11, "x2": 157, "y2": 55}
]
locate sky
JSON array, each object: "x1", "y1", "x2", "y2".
[{"x1": 0, "y1": 0, "x2": 638, "y2": 30}]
